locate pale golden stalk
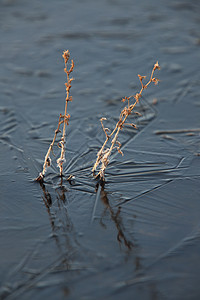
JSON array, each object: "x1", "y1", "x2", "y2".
[
  {"x1": 57, "y1": 50, "x2": 74, "y2": 176},
  {"x1": 93, "y1": 62, "x2": 160, "y2": 180},
  {"x1": 36, "y1": 50, "x2": 74, "y2": 182}
]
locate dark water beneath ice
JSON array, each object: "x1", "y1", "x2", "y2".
[{"x1": 0, "y1": 0, "x2": 200, "y2": 299}]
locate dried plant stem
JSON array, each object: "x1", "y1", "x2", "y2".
[
  {"x1": 92, "y1": 62, "x2": 160, "y2": 180},
  {"x1": 36, "y1": 50, "x2": 74, "y2": 182},
  {"x1": 58, "y1": 63, "x2": 70, "y2": 176},
  {"x1": 35, "y1": 115, "x2": 63, "y2": 182},
  {"x1": 57, "y1": 50, "x2": 74, "y2": 176}
]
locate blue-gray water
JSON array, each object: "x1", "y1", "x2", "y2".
[{"x1": 0, "y1": 0, "x2": 200, "y2": 299}]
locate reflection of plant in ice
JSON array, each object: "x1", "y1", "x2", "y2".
[
  {"x1": 36, "y1": 50, "x2": 74, "y2": 182},
  {"x1": 92, "y1": 62, "x2": 160, "y2": 181},
  {"x1": 40, "y1": 180, "x2": 74, "y2": 259},
  {"x1": 96, "y1": 183, "x2": 133, "y2": 250}
]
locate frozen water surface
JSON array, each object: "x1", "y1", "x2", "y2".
[{"x1": 0, "y1": 0, "x2": 200, "y2": 299}]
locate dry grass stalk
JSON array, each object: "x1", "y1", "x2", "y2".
[
  {"x1": 92, "y1": 62, "x2": 160, "y2": 181},
  {"x1": 36, "y1": 50, "x2": 74, "y2": 182}
]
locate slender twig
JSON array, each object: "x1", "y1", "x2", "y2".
[
  {"x1": 35, "y1": 114, "x2": 63, "y2": 182},
  {"x1": 36, "y1": 50, "x2": 74, "y2": 182},
  {"x1": 57, "y1": 50, "x2": 74, "y2": 176},
  {"x1": 92, "y1": 62, "x2": 160, "y2": 180}
]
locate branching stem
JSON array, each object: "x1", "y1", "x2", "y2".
[
  {"x1": 93, "y1": 61, "x2": 160, "y2": 180},
  {"x1": 36, "y1": 50, "x2": 74, "y2": 182}
]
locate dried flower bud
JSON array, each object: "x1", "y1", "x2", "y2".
[
  {"x1": 67, "y1": 96, "x2": 73, "y2": 102},
  {"x1": 154, "y1": 61, "x2": 160, "y2": 70},
  {"x1": 121, "y1": 96, "x2": 130, "y2": 103},
  {"x1": 69, "y1": 78, "x2": 74, "y2": 84},
  {"x1": 152, "y1": 78, "x2": 160, "y2": 85},
  {"x1": 57, "y1": 157, "x2": 66, "y2": 168},
  {"x1": 116, "y1": 141, "x2": 121, "y2": 147},
  {"x1": 68, "y1": 60, "x2": 74, "y2": 74},
  {"x1": 104, "y1": 128, "x2": 111, "y2": 133},
  {"x1": 134, "y1": 93, "x2": 141, "y2": 101},
  {"x1": 118, "y1": 148, "x2": 124, "y2": 156},
  {"x1": 138, "y1": 74, "x2": 146, "y2": 81},
  {"x1": 62, "y1": 50, "x2": 70, "y2": 63}
]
